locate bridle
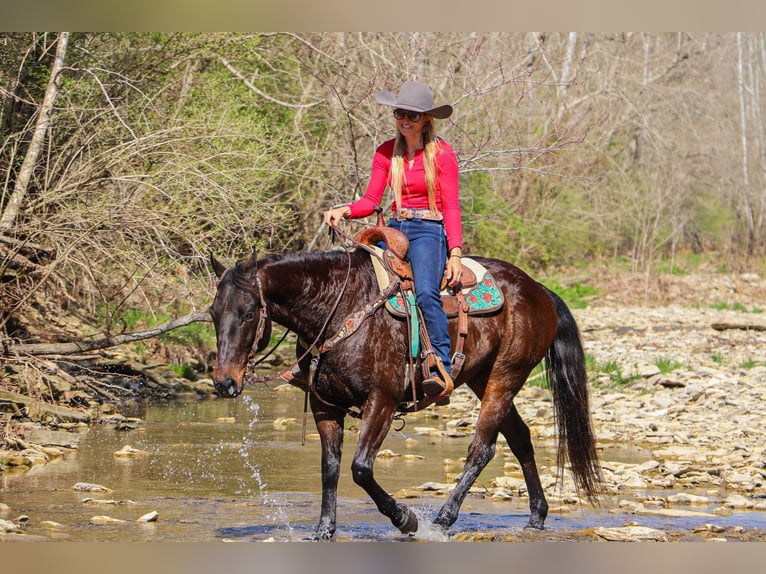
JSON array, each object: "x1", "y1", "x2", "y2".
[
  {"x1": 221, "y1": 226, "x2": 408, "y2": 439},
  {"x1": 238, "y1": 229, "x2": 356, "y2": 387}
]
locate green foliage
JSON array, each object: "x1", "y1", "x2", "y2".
[
  {"x1": 98, "y1": 305, "x2": 215, "y2": 349},
  {"x1": 738, "y1": 358, "x2": 759, "y2": 369},
  {"x1": 538, "y1": 278, "x2": 599, "y2": 310},
  {"x1": 655, "y1": 356, "x2": 683, "y2": 374},
  {"x1": 461, "y1": 172, "x2": 521, "y2": 261},
  {"x1": 169, "y1": 364, "x2": 198, "y2": 381},
  {"x1": 526, "y1": 362, "x2": 549, "y2": 389},
  {"x1": 710, "y1": 301, "x2": 762, "y2": 313},
  {"x1": 590, "y1": 358, "x2": 640, "y2": 387},
  {"x1": 159, "y1": 323, "x2": 216, "y2": 349}
]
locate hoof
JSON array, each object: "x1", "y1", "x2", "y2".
[
  {"x1": 525, "y1": 518, "x2": 546, "y2": 530},
  {"x1": 431, "y1": 519, "x2": 450, "y2": 536},
  {"x1": 395, "y1": 505, "x2": 418, "y2": 535},
  {"x1": 307, "y1": 523, "x2": 335, "y2": 540}
]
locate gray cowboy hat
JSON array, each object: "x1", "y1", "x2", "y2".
[{"x1": 375, "y1": 80, "x2": 453, "y2": 119}]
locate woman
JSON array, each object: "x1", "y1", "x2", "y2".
[{"x1": 324, "y1": 80, "x2": 462, "y2": 402}]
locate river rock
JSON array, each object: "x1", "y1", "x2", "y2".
[
  {"x1": 113, "y1": 445, "x2": 148, "y2": 458},
  {"x1": 272, "y1": 417, "x2": 297, "y2": 429},
  {"x1": 40, "y1": 520, "x2": 64, "y2": 529},
  {"x1": 73, "y1": 482, "x2": 112, "y2": 492},
  {"x1": 668, "y1": 493, "x2": 709, "y2": 505},
  {"x1": 0, "y1": 518, "x2": 19, "y2": 533},
  {"x1": 593, "y1": 525, "x2": 669, "y2": 541},
  {"x1": 723, "y1": 494, "x2": 752, "y2": 509},
  {"x1": 89, "y1": 515, "x2": 128, "y2": 525},
  {"x1": 137, "y1": 511, "x2": 159, "y2": 523},
  {"x1": 81, "y1": 497, "x2": 136, "y2": 505}
]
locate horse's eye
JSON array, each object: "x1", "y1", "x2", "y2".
[{"x1": 243, "y1": 311, "x2": 255, "y2": 322}]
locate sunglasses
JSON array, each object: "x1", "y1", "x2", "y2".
[{"x1": 393, "y1": 109, "x2": 423, "y2": 122}]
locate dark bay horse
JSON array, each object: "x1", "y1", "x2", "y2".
[{"x1": 209, "y1": 246, "x2": 601, "y2": 540}]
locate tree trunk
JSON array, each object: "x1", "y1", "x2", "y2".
[
  {"x1": 0, "y1": 32, "x2": 69, "y2": 232},
  {"x1": 737, "y1": 32, "x2": 756, "y2": 255}
]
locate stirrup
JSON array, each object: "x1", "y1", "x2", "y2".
[{"x1": 422, "y1": 371, "x2": 452, "y2": 406}]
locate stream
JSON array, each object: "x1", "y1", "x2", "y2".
[{"x1": 2, "y1": 385, "x2": 765, "y2": 541}]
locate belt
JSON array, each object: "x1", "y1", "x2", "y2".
[{"x1": 392, "y1": 208, "x2": 444, "y2": 222}]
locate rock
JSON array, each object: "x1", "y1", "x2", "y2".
[
  {"x1": 89, "y1": 515, "x2": 128, "y2": 525},
  {"x1": 489, "y1": 476, "x2": 526, "y2": 492},
  {"x1": 376, "y1": 449, "x2": 398, "y2": 459},
  {"x1": 694, "y1": 523, "x2": 726, "y2": 533},
  {"x1": 113, "y1": 445, "x2": 148, "y2": 458},
  {"x1": 137, "y1": 511, "x2": 159, "y2": 523},
  {"x1": 73, "y1": 482, "x2": 112, "y2": 492},
  {"x1": 668, "y1": 493, "x2": 709, "y2": 505},
  {"x1": 489, "y1": 488, "x2": 514, "y2": 501},
  {"x1": 593, "y1": 525, "x2": 669, "y2": 542},
  {"x1": 633, "y1": 505, "x2": 716, "y2": 519},
  {"x1": 81, "y1": 498, "x2": 136, "y2": 505},
  {"x1": 401, "y1": 454, "x2": 425, "y2": 461},
  {"x1": 392, "y1": 489, "x2": 421, "y2": 499},
  {"x1": 416, "y1": 481, "x2": 454, "y2": 493},
  {"x1": 0, "y1": 518, "x2": 19, "y2": 533},
  {"x1": 40, "y1": 521, "x2": 64, "y2": 529},
  {"x1": 272, "y1": 417, "x2": 296, "y2": 429},
  {"x1": 723, "y1": 494, "x2": 751, "y2": 509}
]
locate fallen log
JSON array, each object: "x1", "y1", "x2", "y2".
[
  {"x1": 0, "y1": 388, "x2": 91, "y2": 422},
  {"x1": 2, "y1": 310, "x2": 210, "y2": 356}
]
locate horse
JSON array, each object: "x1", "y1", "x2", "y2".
[{"x1": 209, "y1": 241, "x2": 601, "y2": 540}]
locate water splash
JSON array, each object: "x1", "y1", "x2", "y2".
[
  {"x1": 410, "y1": 504, "x2": 450, "y2": 541},
  {"x1": 237, "y1": 393, "x2": 296, "y2": 540}
]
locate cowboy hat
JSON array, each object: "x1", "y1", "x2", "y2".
[{"x1": 375, "y1": 80, "x2": 453, "y2": 119}]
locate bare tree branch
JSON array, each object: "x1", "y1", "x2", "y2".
[{"x1": 3, "y1": 310, "x2": 210, "y2": 357}]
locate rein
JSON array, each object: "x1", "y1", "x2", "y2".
[{"x1": 241, "y1": 226, "x2": 397, "y2": 439}]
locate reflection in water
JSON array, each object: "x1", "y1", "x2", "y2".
[{"x1": 2, "y1": 386, "x2": 765, "y2": 541}]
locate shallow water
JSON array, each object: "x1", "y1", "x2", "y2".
[{"x1": 2, "y1": 386, "x2": 765, "y2": 541}]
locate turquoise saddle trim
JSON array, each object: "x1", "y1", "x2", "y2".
[{"x1": 386, "y1": 271, "x2": 505, "y2": 318}]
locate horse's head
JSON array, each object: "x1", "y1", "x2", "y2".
[{"x1": 209, "y1": 252, "x2": 272, "y2": 398}]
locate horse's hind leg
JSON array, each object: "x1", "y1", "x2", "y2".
[
  {"x1": 499, "y1": 404, "x2": 548, "y2": 529},
  {"x1": 433, "y1": 384, "x2": 509, "y2": 532}
]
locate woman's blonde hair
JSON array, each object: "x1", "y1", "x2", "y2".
[{"x1": 389, "y1": 116, "x2": 439, "y2": 212}]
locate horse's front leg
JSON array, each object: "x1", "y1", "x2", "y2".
[
  {"x1": 351, "y1": 394, "x2": 418, "y2": 535},
  {"x1": 308, "y1": 402, "x2": 345, "y2": 541}
]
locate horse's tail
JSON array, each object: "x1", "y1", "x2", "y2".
[{"x1": 543, "y1": 287, "x2": 602, "y2": 505}]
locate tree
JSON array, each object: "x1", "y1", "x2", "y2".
[{"x1": 0, "y1": 32, "x2": 69, "y2": 231}]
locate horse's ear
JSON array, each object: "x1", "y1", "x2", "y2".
[
  {"x1": 210, "y1": 253, "x2": 227, "y2": 278},
  {"x1": 240, "y1": 250, "x2": 258, "y2": 277}
]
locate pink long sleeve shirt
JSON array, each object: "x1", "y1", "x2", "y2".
[{"x1": 347, "y1": 138, "x2": 463, "y2": 250}]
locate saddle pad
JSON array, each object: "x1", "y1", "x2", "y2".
[{"x1": 365, "y1": 246, "x2": 505, "y2": 319}]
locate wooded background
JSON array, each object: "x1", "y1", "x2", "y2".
[{"x1": 2, "y1": 32, "x2": 765, "y2": 342}]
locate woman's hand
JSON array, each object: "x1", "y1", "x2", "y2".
[
  {"x1": 323, "y1": 205, "x2": 351, "y2": 227},
  {"x1": 446, "y1": 251, "x2": 462, "y2": 288}
]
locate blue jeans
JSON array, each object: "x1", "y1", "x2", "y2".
[{"x1": 388, "y1": 218, "x2": 451, "y2": 369}]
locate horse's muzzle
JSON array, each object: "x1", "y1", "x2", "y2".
[{"x1": 214, "y1": 377, "x2": 242, "y2": 398}]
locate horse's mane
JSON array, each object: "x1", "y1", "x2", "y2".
[{"x1": 228, "y1": 248, "x2": 375, "y2": 292}]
